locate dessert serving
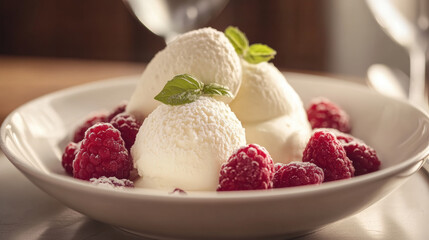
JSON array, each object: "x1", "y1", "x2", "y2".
[
  {"x1": 2, "y1": 36, "x2": 429, "y2": 238},
  {"x1": 61, "y1": 26, "x2": 380, "y2": 192}
]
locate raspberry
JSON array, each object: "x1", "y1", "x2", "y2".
[
  {"x1": 61, "y1": 142, "x2": 80, "y2": 175},
  {"x1": 329, "y1": 129, "x2": 381, "y2": 176},
  {"x1": 170, "y1": 188, "x2": 187, "y2": 195},
  {"x1": 73, "y1": 123, "x2": 131, "y2": 180},
  {"x1": 273, "y1": 162, "x2": 324, "y2": 188},
  {"x1": 107, "y1": 101, "x2": 127, "y2": 122},
  {"x1": 344, "y1": 143, "x2": 380, "y2": 176},
  {"x1": 110, "y1": 113, "x2": 142, "y2": 151},
  {"x1": 89, "y1": 176, "x2": 134, "y2": 188},
  {"x1": 129, "y1": 168, "x2": 140, "y2": 181},
  {"x1": 217, "y1": 144, "x2": 275, "y2": 191},
  {"x1": 332, "y1": 130, "x2": 354, "y2": 144},
  {"x1": 306, "y1": 97, "x2": 351, "y2": 133},
  {"x1": 274, "y1": 163, "x2": 283, "y2": 172},
  {"x1": 303, "y1": 130, "x2": 354, "y2": 182},
  {"x1": 73, "y1": 113, "x2": 107, "y2": 143}
]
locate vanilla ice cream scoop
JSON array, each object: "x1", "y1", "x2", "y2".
[
  {"x1": 229, "y1": 60, "x2": 301, "y2": 123},
  {"x1": 243, "y1": 113, "x2": 311, "y2": 164},
  {"x1": 127, "y1": 27, "x2": 242, "y2": 121},
  {"x1": 132, "y1": 96, "x2": 246, "y2": 191},
  {"x1": 229, "y1": 60, "x2": 311, "y2": 163}
]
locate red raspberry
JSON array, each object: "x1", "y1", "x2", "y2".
[
  {"x1": 129, "y1": 168, "x2": 140, "y2": 181},
  {"x1": 110, "y1": 113, "x2": 142, "y2": 151},
  {"x1": 217, "y1": 144, "x2": 275, "y2": 191},
  {"x1": 61, "y1": 142, "x2": 80, "y2": 175},
  {"x1": 329, "y1": 129, "x2": 381, "y2": 176},
  {"x1": 303, "y1": 130, "x2": 355, "y2": 182},
  {"x1": 73, "y1": 113, "x2": 107, "y2": 143},
  {"x1": 344, "y1": 143, "x2": 380, "y2": 176},
  {"x1": 332, "y1": 130, "x2": 354, "y2": 144},
  {"x1": 73, "y1": 123, "x2": 131, "y2": 180},
  {"x1": 107, "y1": 101, "x2": 127, "y2": 122},
  {"x1": 306, "y1": 98, "x2": 351, "y2": 133},
  {"x1": 274, "y1": 163, "x2": 283, "y2": 172},
  {"x1": 273, "y1": 162, "x2": 324, "y2": 188},
  {"x1": 170, "y1": 188, "x2": 187, "y2": 195},
  {"x1": 89, "y1": 176, "x2": 134, "y2": 188}
]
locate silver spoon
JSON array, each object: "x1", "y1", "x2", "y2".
[{"x1": 367, "y1": 64, "x2": 409, "y2": 99}]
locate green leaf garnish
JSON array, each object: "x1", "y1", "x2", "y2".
[
  {"x1": 224, "y1": 26, "x2": 276, "y2": 64},
  {"x1": 154, "y1": 74, "x2": 232, "y2": 105},
  {"x1": 224, "y1": 26, "x2": 248, "y2": 55},
  {"x1": 244, "y1": 44, "x2": 277, "y2": 64},
  {"x1": 154, "y1": 74, "x2": 203, "y2": 105},
  {"x1": 203, "y1": 83, "x2": 233, "y2": 97}
]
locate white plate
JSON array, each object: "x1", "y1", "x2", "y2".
[{"x1": 1, "y1": 73, "x2": 429, "y2": 239}]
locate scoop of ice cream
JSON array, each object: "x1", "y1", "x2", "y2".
[
  {"x1": 229, "y1": 61, "x2": 300, "y2": 123},
  {"x1": 228, "y1": 60, "x2": 311, "y2": 163},
  {"x1": 243, "y1": 113, "x2": 311, "y2": 164},
  {"x1": 132, "y1": 97, "x2": 246, "y2": 191},
  {"x1": 127, "y1": 27, "x2": 242, "y2": 121}
]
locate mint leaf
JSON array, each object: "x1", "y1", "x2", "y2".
[
  {"x1": 154, "y1": 74, "x2": 232, "y2": 105},
  {"x1": 203, "y1": 83, "x2": 232, "y2": 97},
  {"x1": 154, "y1": 74, "x2": 204, "y2": 105},
  {"x1": 225, "y1": 26, "x2": 276, "y2": 64},
  {"x1": 244, "y1": 43, "x2": 277, "y2": 64},
  {"x1": 225, "y1": 26, "x2": 249, "y2": 55}
]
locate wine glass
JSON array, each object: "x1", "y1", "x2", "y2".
[
  {"x1": 366, "y1": 0, "x2": 429, "y2": 108},
  {"x1": 123, "y1": 0, "x2": 229, "y2": 43}
]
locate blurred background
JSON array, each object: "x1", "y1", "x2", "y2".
[
  {"x1": 1, "y1": 0, "x2": 423, "y2": 124},
  {"x1": 0, "y1": 0, "x2": 410, "y2": 76}
]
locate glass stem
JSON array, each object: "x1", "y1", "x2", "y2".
[{"x1": 409, "y1": 45, "x2": 427, "y2": 108}]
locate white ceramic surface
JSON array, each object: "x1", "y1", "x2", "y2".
[{"x1": 1, "y1": 73, "x2": 429, "y2": 240}]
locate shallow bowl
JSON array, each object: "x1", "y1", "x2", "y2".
[{"x1": 1, "y1": 73, "x2": 429, "y2": 239}]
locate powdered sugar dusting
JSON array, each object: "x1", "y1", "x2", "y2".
[
  {"x1": 217, "y1": 144, "x2": 275, "y2": 191},
  {"x1": 312, "y1": 128, "x2": 380, "y2": 176},
  {"x1": 132, "y1": 96, "x2": 246, "y2": 191},
  {"x1": 273, "y1": 161, "x2": 324, "y2": 188},
  {"x1": 90, "y1": 176, "x2": 134, "y2": 189}
]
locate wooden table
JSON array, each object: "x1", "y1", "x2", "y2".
[{"x1": 0, "y1": 56, "x2": 144, "y2": 124}]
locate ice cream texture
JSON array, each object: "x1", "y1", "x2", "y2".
[
  {"x1": 126, "y1": 27, "x2": 242, "y2": 121},
  {"x1": 230, "y1": 60, "x2": 302, "y2": 122},
  {"x1": 128, "y1": 26, "x2": 312, "y2": 190},
  {"x1": 132, "y1": 97, "x2": 246, "y2": 191},
  {"x1": 229, "y1": 60, "x2": 311, "y2": 163},
  {"x1": 243, "y1": 113, "x2": 311, "y2": 164}
]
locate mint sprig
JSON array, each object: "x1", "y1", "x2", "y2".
[
  {"x1": 202, "y1": 83, "x2": 232, "y2": 97},
  {"x1": 154, "y1": 74, "x2": 232, "y2": 105},
  {"x1": 224, "y1": 26, "x2": 276, "y2": 64},
  {"x1": 244, "y1": 44, "x2": 277, "y2": 64},
  {"x1": 225, "y1": 26, "x2": 248, "y2": 55}
]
